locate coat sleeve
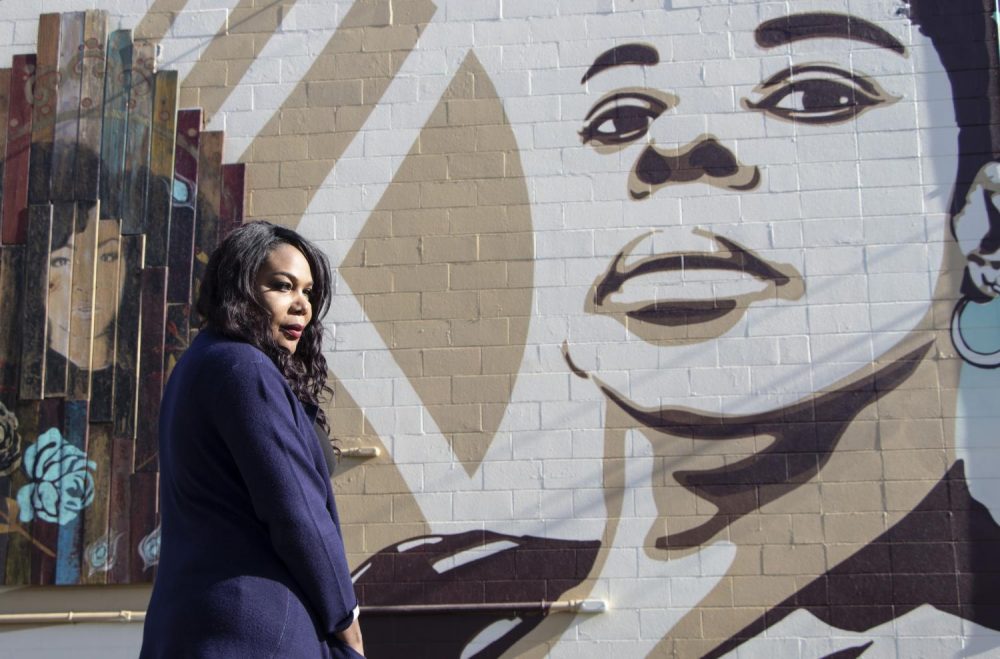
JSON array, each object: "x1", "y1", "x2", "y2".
[{"x1": 208, "y1": 356, "x2": 358, "y2": 637}]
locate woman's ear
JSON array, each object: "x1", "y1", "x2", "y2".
[{"x1": 953, "y1": 162, "x2": 1000, "y2": 300}]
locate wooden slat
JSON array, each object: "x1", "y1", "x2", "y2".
[
  {"x1": 30, "y1": 398, "x2": 64, "y2": 585},
  {"x1": 19, "y1": 205, "x2": 53, "y2": 400},
  {"x1": 0, "y1": 68, "x2": 12, "y2": 222},
  {"x1": 134, "y1": 267, "x2": 166, "y2": 473},
  {"x1": 67, "y1": 202, "x2": 100, "y2": 400},
  {"x1": 1, "y1": 55, "x2": 36, "y2": 244},
  {"x1": 190, "y1": 131, "x2": 223, "y2": 326},
  {"x1": 121, "y1": 39, "x2": 156, "y2": 235},
  {"x1": 98, "y1": 30, "x2": 131, "y2": 220},
  {"x1": 219, "y1": 163, "x2": 246, "y2": 240},
  {"x1": 129, "y1": 472, "x2": 158, "y2": 582},
  {"x1": 75, "y1": 10, "x2": 109, "y2": 202},
  {"x1": 111, "y1": 234, "x2": 144, "y2": 440},
  {"x1": 0, "y1": 472, "x2": 9, "y2": 584},
  {"x1": 80, "y1": 422, "x2": 112, "y2": 584},
  {"x1": 106, "y1": 434, "x2": 131, "y2": 584},
  {"x1": 0, "y1": 246, "x2": 25, "y2": 407},
  {"x1": 144, "y1": 71, "x2": 178, "y2": 267},
  {"x1": 44, "y1": 203, "x2": 76, "y2": 398},
  {"x1": 4, "y1": 400, "x2": 39, "y2": 585},
  {"x1": 88, "y1": 219, "x2": 121, "y2": 423},
  {"x1": 165, "y1": 303, "x2": 190, "y2": 382},
  {"x1": 28, "y1": 14, "x2": 60, "y2": 205},
  {"x1": 50, "y1": 12, "x2": 85, "y2": 203},
  {"x1": 55, "y1": 399, "x2": 88, "y2": 584},
  {"x1": 167, "y1": 108, "x2": 200, "y2": 304}
]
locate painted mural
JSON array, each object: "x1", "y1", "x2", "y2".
[{"x1": 1, "y1": 0, "x2": 1000, "y2": 657}]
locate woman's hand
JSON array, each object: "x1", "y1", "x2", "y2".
[{"x1": 335, "y1": 618, "x2": 364, "y2": 657}]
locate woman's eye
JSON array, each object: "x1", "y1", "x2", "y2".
[
  {"x1": 303, "y1": 289, "x2": 313, "y2": 299},
  {"x1": 50, "y1": 256, "x2": 70, "y2": 268},
  {"x1": 747, "y1": 66, "x2": 894, "y2": 124},
  {"x1": 99, "y1": 252, "x2": 119, "y2": 263},
  {"x1": 273, "y1": 281, "x2": 292, "y2": 292},
  {"x1": 580, "y1": 94, "x2": 668, "y2": 147}
]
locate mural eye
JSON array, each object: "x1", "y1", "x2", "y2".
[
  {"x1": 746, "y1": 66, "x2": 895, "y2": 124},
  {"x1": 50, "y1": 256, "x2": 70, "y2": 269},
  {"x1": 581, "y1": 94, "x2": 667, "y2": 147}
]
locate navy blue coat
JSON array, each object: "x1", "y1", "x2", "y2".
[{"x1": 140, "y1": 330, "x2": 361, "y2": 658}]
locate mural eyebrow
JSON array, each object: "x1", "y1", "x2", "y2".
[
  {"x1": 755, "y1": 12, "x2": 905, "y2": 55},
  {"x1": 581, "y1": 43, "x2": 659, "y2": 84}
]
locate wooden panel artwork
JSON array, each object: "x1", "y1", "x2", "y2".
[
  {"x1": 0, "y1": 11, "x2": 245, "y2": 585},
  {"x1": 1, "y1": 55, "x2": 35, "y2": 244}
]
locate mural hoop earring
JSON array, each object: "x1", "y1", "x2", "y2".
[{"x1": 951, "y1": 295, "x2": 1000, "y2": 368}]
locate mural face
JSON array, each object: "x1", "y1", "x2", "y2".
[{"x1": 2, "y1": 0, "x2": 1000, "y2": 657}]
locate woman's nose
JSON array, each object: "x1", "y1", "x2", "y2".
[{"x1": 628, "y1": 135, "x2": 760, "y2": 199}]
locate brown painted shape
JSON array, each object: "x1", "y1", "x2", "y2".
[
  {"x1": 67, "y1": 202, "x2": 100, "y2": 400},
  {"x1": 135, "y1": 267, "x2": 166, "y2": 473},
  {"x1": 237, "y1": 0, "x2": 436, "y2": 225},
  {"x1": 145, "y1": 71, "x2": 178, "y2": 267},
  {"x1": 340, "y1": 53, "x2": 532, "y2": 473},
  {"x1": 88, "y1": 219, "x2": 121, "y2": 423},
  {"x1": 190, "y1": 130, "x2": 222, "y2": 327},
  {"x1": 50, "y1": 12, "x2": 85, "y2": 203},
  {"x1": 111, "y1": 234, "x2": 145, "y2": 440},
  {"x1": 19, "y1": 204, "x2": 53, "y2": 401},
  {"x1": 121, "y1": 39, "x2": 156, "y2": 235},
  {"x1": 0, "y1": 246, "x2": 25, "y2": 407},
  {"x1": 80, "y1": 422, "x2": 112, "y2": 584},
  {"x1": 1, "y1": 55, "x2": 34, "y2": 244},
  {"x1": 75, "y1": 10, "x2": 109, "y2": 202},
  {"x1": 28, "y1": 14, "x2": 60, "y2": 205},
  {"x1": 44, "y1": 202, "x2": 76, "y2": 398},
  {"x1": 167, "y1": 108, "x2": 200, "y2": 304}
]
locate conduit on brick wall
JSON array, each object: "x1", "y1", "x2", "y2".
[{"x1": 0, "y1": 600, "x2": 607, "y2": 625}]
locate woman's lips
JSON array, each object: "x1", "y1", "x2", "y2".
[
  {"x1": 589, "y1": 232, "x2": 803, "y2": 333},
  {"x1": 280, "y1": 324, "x2": 304, "y2": 340}
]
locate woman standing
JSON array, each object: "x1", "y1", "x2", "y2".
[{"x1": 140, "y1": 221, "x2": 363, "y2": 658}]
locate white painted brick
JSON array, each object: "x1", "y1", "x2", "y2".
[
  {"x1": 741, "y1": 191, "x2": 801, "y2": 221},
  {"x1": 717, "y1": 337, "x2": 781, "y2": 366},
  {"x1": 798, "y1": 161, "x2": 859, "y2": 192},
  {"x1": 690, "y1": 366, "x2": 751, "y2": 396},
  {"x1": 804, "y1": 245, "x2": 865, "y2": 276},
  {"x1": 778, "y1": 335, "x2": 811, "y2": 364},
  {"x1": 446, "y1": 0, "x2": 501, "y2": 20},
  {"x1": 171, "y1": 8, "x2": 228, "y2": 37},
  {"x1": 501, "y1": 0, "x2": 559, "y2": 17},
  {"x1": 541, "y1": 401, "x2": 602, "y2": 431},
  {"x1": 810, "y1": 332, "x2": 874, "y2": 366},
  {"x1": 802, "y1": 217, "x2": 863, "y2": 248},
  {"x1": 515, "y1": 373, "x2": 570, "y2": 401},
  {"x1": 483, "y1": 460, "x2": 543, "y2": 490},
  {"x1": 865, "y1": 243, "x2": 929, "y2": 274},
  {"x1": 535, "y1": 229, "x2": 593, "y2": 259},
  {"x1": 747, "y1": 305, "x2": 809, "y2": 337},
  {"x1": 796, "y1": 133, "x2": 858, "y2": 164},
  {"x1": 453, "y1": 491, "x2": 513, "y2": 520},
  {"x1": 861, "y1": 185, "x2": 925, "y2": 217},
  {"x1": 868, "y1": 271, "x2": 934, "y2": 303}
]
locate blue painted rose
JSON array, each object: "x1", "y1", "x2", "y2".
[{"x1": 16, "y1": 428, "x2": 97, "y2": 525}]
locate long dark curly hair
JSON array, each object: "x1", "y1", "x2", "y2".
[{"x1": 196, "y1": 221, "x2": 334, "y2": 431}]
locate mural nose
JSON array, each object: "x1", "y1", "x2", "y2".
[{"x1": 630, "y1": 136, "x2": 759, "y2": 199}]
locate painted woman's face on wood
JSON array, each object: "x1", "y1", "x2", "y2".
[{"x1": 47, "y1": 223, "x2": 121, "y2": 371}]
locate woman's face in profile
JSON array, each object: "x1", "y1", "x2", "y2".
[
  {"x1": 255, "y1": 243, "x2": 314, "y2": 355},
  {"x1": 544, "y1": 0, "x2": 960, "y2": 419}
]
